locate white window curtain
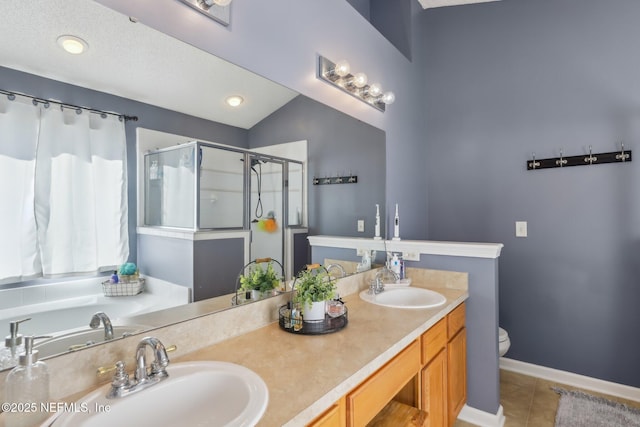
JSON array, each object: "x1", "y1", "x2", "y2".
[{"x1": 0, "y1": 95, "x2": 129, "y2": 284}]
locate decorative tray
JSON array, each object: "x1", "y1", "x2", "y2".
[{"x1": 278, "y1": 304, "x2": 348, "y2": 335}]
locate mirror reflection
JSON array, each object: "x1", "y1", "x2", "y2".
[{"x1": 0, "y1": 0, "x2": 385, "y2": 369}]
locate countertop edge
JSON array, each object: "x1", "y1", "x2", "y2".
[{"x1": 281, "y1": 291, "x2": 469, "y2": 426}]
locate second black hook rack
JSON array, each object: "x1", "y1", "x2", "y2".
[{"x1": 527, "y1": 146, "x2": 632, "y2": 171}]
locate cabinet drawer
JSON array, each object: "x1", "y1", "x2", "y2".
[
  {"x1": 447, "y1": 303, "x2": 465, "y2": 339},
  {"x1": 347, "y1": 340, "x2": 421, "y2": 427},
  {"x1": 421, "y1": 317, "x2": 447, "y2": 365},
  {"x1": 308, "y1": 397, "x2": 346, "y2": 427}
]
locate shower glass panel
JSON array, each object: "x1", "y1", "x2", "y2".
[
  {"x1": 144, "y1": 144, "x2": 196, "y2": 228},
  {"x1": 249, "y1": 157, "x2": 284, "y2": 265},
  {"x1": 143, "y1": 143, "x2": 304, "y2": 271},
  {"x1": 199, "y1": 146, "x2": 244, "y2": 229},
  {"x1": 288, "y1": 162, "x2": 304, "y2": 226}
]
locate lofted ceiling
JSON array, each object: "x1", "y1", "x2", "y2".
[
  {"x1": 0, "y1": 0, "x2": 298, "y2": 129},
  {"x1": 418, "y1": 0, "x2": 501, "y2": 9}
]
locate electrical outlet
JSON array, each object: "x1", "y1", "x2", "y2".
[
  {"x1": 515, "y1": 221, "x2": 527, "y2": 237},
  {"x1": 403, "y1": 251, "x2": 420, "y2": 261},
  {"x1": 357, "y1": 219, "x2": 365, "y2": 232}
]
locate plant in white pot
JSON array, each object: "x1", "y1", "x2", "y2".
[
  {"x1": 239, "y1": 261, "x2": 282, "y2": 300},
  {"x1": 293, "y1": 266, "x2": 336, "y2": 321}
]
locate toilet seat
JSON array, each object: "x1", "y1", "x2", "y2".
[
  {"x1": 498, "y1": 327, "x2": 510, "y2": 357},
  {"x1": 498, "y1": 327, "x2": 508, "y2": 342}
]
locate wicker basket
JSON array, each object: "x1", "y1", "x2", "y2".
[{"x1": 102, "y1": 277, "x2": 145, "y2": 297}]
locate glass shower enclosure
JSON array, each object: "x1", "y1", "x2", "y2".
[{"x1": 143, "y1": 141, "x2": 304, "y2": 276}]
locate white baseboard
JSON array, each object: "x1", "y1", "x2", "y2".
[
  {"x1": 458, "y1": 404, "x2": 505, "y2": 427},
  {"x1": 500, "y1": 357, "x2": 640, "y2": 402}
]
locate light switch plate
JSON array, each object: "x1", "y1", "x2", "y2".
[
  {"x1": 515, "y1": 221, "x2": 527, "y2": 237},
  {"x1": 357, "y1": 220, "x2": 365, "y2": 232}
]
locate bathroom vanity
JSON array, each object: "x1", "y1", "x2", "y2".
[
  {"x1": 0, "y1": 268, "x2": 467, "y2": 426},
  {"x1": 172, "y1": 270, "x2": 468, "y2": 426}
]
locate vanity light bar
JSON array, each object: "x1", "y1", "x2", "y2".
[{"x1": 317, "y1": 56, "x2": 395, "y2": 113}]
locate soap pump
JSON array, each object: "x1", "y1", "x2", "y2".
[
  {"x1": 5, "y1": 335, "x2": 51, "y2": 427},
  {"x1": 0, "y1": 318, "x2": 31, "y2": 370}
]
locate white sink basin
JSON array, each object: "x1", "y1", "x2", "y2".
[
  {"x1": 35, "y1": 325, "x2": 150, "y2": 358},
  {"x1": 360, "y1": 287, "x2": 447, "y2": 309},
  {"x1": 46, "y1": 361, "x2": 269, "y2": 427}
]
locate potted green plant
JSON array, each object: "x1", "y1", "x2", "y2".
[
  {"x1": 293, "y1": 267, "x2": 336, "y2": 321},
  {"x1": 239, "y1": 262, "x2": 281, "y2": 300}
]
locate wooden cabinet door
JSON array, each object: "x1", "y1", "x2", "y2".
[
  {"x1": 447, "y1": 328, "x2": 467, "y2": 425},
  {"x1": 421, "y1": 348, "x2": 447, "y2": 427}
]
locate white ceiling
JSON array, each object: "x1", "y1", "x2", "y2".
[
  {"x1": 0, "y1": 0, "x2": 298, "y2": 129},
  {"x1": 418, "y1": 0, "x2": 501, "y2": 9}
]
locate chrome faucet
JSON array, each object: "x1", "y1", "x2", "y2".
[
  {"x1": 369, "y1": 267, "x2": 400, "y2": 294},
  {"x1": 135, "y1": 336, "x2": 170, "y2": 382},
  {"x1": 326, "y1": 263, "x2": 346, "y2": 279},
  {"x1": 89, "y1": 312, "x2": 114, "y2": 340},
  {"x1": 106, "y1": 336, "x2": 170, "y2": 399}
]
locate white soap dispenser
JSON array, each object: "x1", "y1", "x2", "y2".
[
  {"x1": 5, "y1": 335, "x2": 51, "y2": 427},
  {"x1": 0, "y1": 318, "x2": 31, "y2": 370}
]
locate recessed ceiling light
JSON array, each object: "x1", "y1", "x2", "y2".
[
  {"x1": 56, "y1": 35, "x2": 88, "y2": 55},
  {"x1": 226, "y1": 95, "x2": 244, "y2": 107}
]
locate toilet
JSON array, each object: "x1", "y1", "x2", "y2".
[{"x1": 499, "y1": 327, "x2": 511, "y2": 357}]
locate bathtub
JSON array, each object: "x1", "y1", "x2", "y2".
[{"x1": 0, "y1": 276, "x2": 189, "y2": 338}]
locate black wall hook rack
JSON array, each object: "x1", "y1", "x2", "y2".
[
  {"x1": 527, "y1": 145, "x2": 632, "y2": 171},
  {"x1": 313, "y1": 175, "x2": 358, "y2": 185}
]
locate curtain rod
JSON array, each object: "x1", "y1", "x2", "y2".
[{"x1": 0, "y1": 88, "x2": 138, "y2": 122}]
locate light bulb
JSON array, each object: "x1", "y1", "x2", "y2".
[
  {"x1": 56, "y1": 35, "x2": 88, "y2": 55},
  {"x1": 368, "y1": 83, "x2": 383, "y2": 98},
  {"x1": 381, "y1": 91, "x2": 395, "y2": 105},
  {"x1": 352, "y1": 72, "x2": 368, "y2": 88},
  {"x1": 334, "y1": 60, "x2": 351, "y2": 77},
  {"x1": 225, "y1": 95, "x2": 244, "y2": 107}
]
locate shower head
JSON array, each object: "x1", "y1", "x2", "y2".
[{"x1": 240, "y1": 158, "x2": 266, "y2": 173}]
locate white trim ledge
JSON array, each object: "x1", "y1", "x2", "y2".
[
  {"x1": 307, "y1": 235, "x2": 503, "y2": 259},
  {"x1": 500, "y1": 357, "x2": 640, "y2": 402},
  {"x1": 458, "y1": 404, "x2": 505, "y2": 427},
  {"x1": 137, "y1": 226, "x2": 250, "y2": 241}
]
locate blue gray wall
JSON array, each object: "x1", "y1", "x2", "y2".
[
  {"x1": 422, "y1": 0, "x2": 640, "y2": 387},
  {"x1": 249, "y1": 95, "x2": 386, "y2": 238},
  {"x1": 98, "y1": 0, "x2": 496, "y2": 416}
]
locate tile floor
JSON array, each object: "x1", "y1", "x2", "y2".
[{"x1": 454, "y1": 369, "x2": 640, "y2": 427}]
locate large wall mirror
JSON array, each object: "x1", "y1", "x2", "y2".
[{"x1": 0, "y1": 0, "x2": 385, "y2": 369}]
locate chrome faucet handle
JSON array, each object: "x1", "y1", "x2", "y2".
[
  {"x1": 106, "y1": 361, "x2": 130, "y2": 398},
  {"x1": 368, "y1": 279, "x2": 377, "y2": 295}
]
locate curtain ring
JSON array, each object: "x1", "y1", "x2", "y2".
[
  {"x1": 100, "y1": 113, "x2": 107, "y2": 119},
  {"x1": 75, "y1": 108, "x2": 82, "y2": 115},
  {"x1": 7, "y1": 93, "x2": 15, "y2": 101},
  {"x1": 43, "y1": 101, "x2": 50, "y2": 109}
]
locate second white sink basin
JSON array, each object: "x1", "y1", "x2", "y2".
[
  {"x1": 360, "y1": 287, "x2": 447, "y2": 309},
  {"x1": 46, "y1": 361, "x2": 269, "y2": 427}
]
